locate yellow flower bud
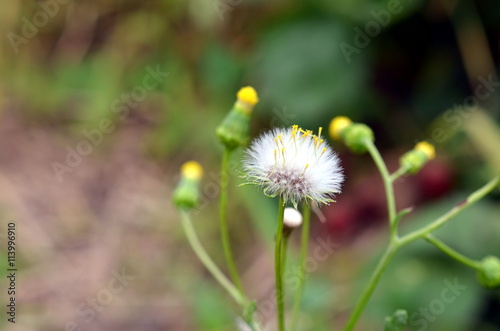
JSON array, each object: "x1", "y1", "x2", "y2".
[
  {"x1": 399, "y1": 141, "x2": 435, "y2": 174},
  {"x1": 173, "y1": 161, "x2": 204, "y2": 210},
  {"x1": 237, "y1": 86, "x2": 259, "y2": 107},
  {"x1": 181, "y1": 161, "x2": 204, "y2": 181},
  {"x1": 415, "y1": 141, "x2": 435, "y2": 160},
  {"x1": 216, "y1": 87, "x2": 259, "y2": 150},
  {"x1": 329, "y1": 116, "x2": 353, "y2": 141}
]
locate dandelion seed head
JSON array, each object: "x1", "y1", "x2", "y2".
[{"x1": 243, "y1": 125, "x2": 344, "y2": 206}]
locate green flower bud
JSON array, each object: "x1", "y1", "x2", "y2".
[
  {"x1": 477, "y1": 255, "x2": 500, "y2": 289},
  {"x1": 173, "y1": 161, "x2": 203, "y2": 210},
  {"x1": 216, "y1": 86, "x2": 259, "y2": 150},
  {"x1": 399, "y1": 141, "x2": 435, "y2": 174},
  {"x1": 342, "y1": 123, "x2": 374, "y2": 154},
  {"x1": 384, "y1": 309, "x2": 408, "y2": 331}
]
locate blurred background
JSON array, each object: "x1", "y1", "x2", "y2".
[{"x1": 1, "y1": 0, "x2": 500, "y2": 330}]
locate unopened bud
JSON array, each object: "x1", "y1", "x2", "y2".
[
  {"x1": 477, "y1": 255, "x2": 500, "y2": 289},
  {"x1": 216, "y1": 86, "x2": 259, "y2": 150},
  {"x1": 329, "y1": 116, "x2": 374, "y2": 153},
  {"x1": 400, "y1": 141, "x2": 435, "y2": 174},
  {"x1": 384, "y1": 309, "x2": 408, "y2": 331},
  {"x1": 173, "y1": 161, "x2": 203, "y2": 210},
  {"x1": 284, "y1": 207, "x2": 303, "y2": 229},
  {"x1": 342, "y1": 123, "x2": 374, "y2": 154},
  {"x1": 415, "y1": 141, "x2": 435, "y2": 160},
  {"x1": 329, "y1": 116, "x2": 353, "y2": 141}
]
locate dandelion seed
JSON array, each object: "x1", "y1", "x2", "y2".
[{"x1": 242, "y1": 125, "x2": 344, "y2": 207}]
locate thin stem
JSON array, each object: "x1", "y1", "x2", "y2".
[
  {"x1": 291, "y1": 203, "x2": 311, "y2": 331},
  {"x1": 393, "y1": 207, "x2": 414, "y2": 229},
  {"x1": 282, "y1": 233, "x2": 291, "y2": 273},
  {"x1": 344, "y1": 141, "x2": 498, "y2": 331},
  {"x1": 275, "y1": 197, "x2": 286, "y2": 331},
  {"x1": 243, "y1": 303, "x2": 263, "y2": 331},
  {"x1": 400, "y1": 175, "x2": 500, "y2": 246},
  {"x1": 364, "y1": 140, "x2": 398, "y2": 235},
  {"x1": 219, "y1": 148, "x2": 244, "y2": 293},
  {"x1": 343, "y1": 139, "x2": 401, "y2": 331},
  {"x1": 389, "y1": 166, "x2": 408, "y2": 183},
  {"x1": 425, "y1": 234, "x2": 481, "y2": 270},
  {"x1": 182, "y1": 211, "x2": 262, "y2": 330},
  {"x1": 342, "y1": 175, "x2": 499, "y2": 331},
  {"x1": 180, "y1": 211, "x2": 246, "y2": 306},
  {"x1": 343, "y1": 243, "x2": 400, "y2": 331}
]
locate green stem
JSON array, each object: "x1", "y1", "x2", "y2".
[
  {"x1": 180, "y1": 211, "x2": 246, "y2": 306},
  {"x1": 219, "y1": 148, "x2": 244, "y2": 293},
  {"x1": 389, "y1": 166, "x2": 408, "y2": 182},
  {"x1": 291, "y1": 203, "x2": 311, "y2": 331},
  {"x1": 343, "y1": 176, "x2": 499, "y2": 330},
  {"x1": 343, "y1": 243, "x2": 400, "y2": 331},
  {"x1": 275, "y1": 197, "x2": 286, "y2": 331},
  {"x1": 364, "y1": 140, "x2": 398, "y2": 236},
  {"x1": 400, "y1": 175, "x2": 500, "y2": 246},
  {"x1": 425, "y1": 234, "x2": 481, "y2": 270},
  {"x1": 344, "y1": 139, "x2": 498, "y2": 331},
  {"x1": 182, "y1": 211, "x2": 262, "y2": 330},
  {"x1": 393, "y1": 207, "x2": 413, "y2": 229},
  {"x1": 282, "y1": 233, "x2": 290, "y2": 273},
  {"x1": 243, "y1": 303, "x2": 263, "y2": 331}
]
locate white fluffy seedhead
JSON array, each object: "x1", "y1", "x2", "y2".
[{"x1": 243, "y1": 125, "x2": 344, "y2": 207}]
